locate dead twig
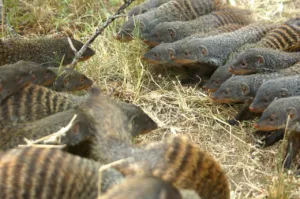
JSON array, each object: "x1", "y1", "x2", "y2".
[
  {"x1": 18, "y1": 114, "x2": 77, "y2": 148},
  {"x1": 69, "y1": 0, "x2": 134, "y2": 68}
]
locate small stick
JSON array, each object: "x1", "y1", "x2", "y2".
[
  {"x1": 69, "y1": 0, "x2": 135, "y2": 68},
  {"x1": 98, "y1": 157, "x2": 134, "y2": 197},
  {"x1": 19, "y1": 114, "x2": 77, "y2": 147}
]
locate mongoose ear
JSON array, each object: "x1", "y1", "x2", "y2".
[
  {"x1": 279, "y1": 88, "x2": 289, "y2": 98},
  {"x1": 168, "y1": 48, "x2": 175, "y2": 59},
  {"x1": 198, "y1": 45, "x2": 208, "y2": 56},
  {"x1": 167, "y1": 28, "x2": 176, "y2": 39},
  {"x1": 256, "y1": 55, "x2": 265, "y2": 66},
  {"x1": 241, "y1": 83, "x2": 250, "y2": 95},
  {"x1": 286, "y1": 107, "x2": 297, "y2": 120},
  {"x1": 88, "y1": 86, "x2": 101, "y2": 96}
]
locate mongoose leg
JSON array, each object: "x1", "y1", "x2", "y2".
[
  {"x1": 283, "y1": 132, "x2": 300, "y2": 170},
  {"x1": 228, "y1": 102, "x2": 257, "y2": 126},
  {"x1": 259, "y1": 129, "x2": 285, "y2": 147}
]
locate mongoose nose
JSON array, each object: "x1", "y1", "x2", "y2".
[
  {"x1": 114, "y1": 33, "x2": 121, "y2": 40},
  {"x1": 202, "y1": 85, "x2": 208, "y2": 91},
  {"x1": 228, "y1": 66, "x2": 234, "y2": 72},
  {"x1": 253, "y1": 123, "x2": 259, "y2": 128},
  {"x1": 249, "y1": 106, "x2": 255, "y2": 112}
]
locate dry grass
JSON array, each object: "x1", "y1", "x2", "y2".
[{"x1": 2, "y1": 0, "x2": 300, "y2": 198}]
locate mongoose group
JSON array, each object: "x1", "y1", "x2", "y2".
[
  {"x1": 117, "y1": 0, "x2": 300, "y2": 175},
  {"x1": 0, "y1": 4, "x2": 232, "y2": 198}
]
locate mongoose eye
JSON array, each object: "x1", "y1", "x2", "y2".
[
  {"x1": 214, "y1": 80, "x2": 219, "y2": 85},
  {"x1": 241, "y1": 61, "x2": 247, "y2": 67},
  {"x1": 155, "y1": 33, "x2": 159, "y2": 39},
  {"x1": 264, "y1": 98, "x2": 268, "y2": 103},
  {"x1": 223, "y1": 90, "x2": 230, "y2": 95},
  {"x1": 80, "y1": 77, "x2": 85, "y2": 83},
  {"x1": 153, "y1": 53, "x2": 159, "y2": 57},
  {"x1": 184, "y1": 51, "x2": 190, "y2": 56},
  {"x1": 44, "y1": 72, "x2": 49, "y2": 78}
]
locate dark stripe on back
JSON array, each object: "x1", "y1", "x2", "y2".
[
  {"x1": 35, "y1": 149, "x2": 57, "y2": 199},
  {"x1": 175, "y1": 142, "x2": 192, "y2": 183},
  {"x1": 266, "y1": 36, "x2": 281, "y2": 49},
  {"x1": 282, "y1": 25, "x2": 299, "y2": 41},
  {"x1": 213, "y1": 13, "x2": 225, "y2": 26},
  {"x1": 25, "y1": 85, "x2": 35, "y2": 121},
  {"x1": 52, "y1": 95, "x2": 58, "y2": 113},
  {"x1": 269, "y1": 33, "x2": 285, "y2": 48},
  {"x1": 272, "y1": 29, "x2": 293, "y2": 47},
  {"x1": 0, "y1": 162, "x2": 10, "y2": 198},
  {"x1": 183, "y1": 0, "x2": 192, "y2": 18},
  {"x1": 190, "y1": 0, "x2": 201, "y2": 16},
  {"x1": 44, "y1": 90, "x2": 53, "y2": 117},
  {"x1": 22, "y1": 148, "x2": 43, "y2": 199},
  {"x1": 167, "y1": 137, "x2": 180, "y2": 164}
]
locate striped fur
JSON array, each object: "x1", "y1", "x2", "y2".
[
  {"x1": 0, "y1": 147, "x2": 101, "y2": 199},
  {"x1": 258, "y1": 19, "x2": 300, "y2": 51},
  {"x1": 0, "y1": 84, "x2": 74, "y2": 123},
  {"x1": 113, "y1": 136, "x2": 230, "y2": 199},
  {"x1": 156, "y1": 0, "x2": 222, "y2": 21}
]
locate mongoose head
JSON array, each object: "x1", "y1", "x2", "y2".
[
  {"x1": 210, "y1": 77, "x2": 252, "y2": 103},
  {"x1": 116, "y1": 12, "x2": 151, "y2": 42},
  {"x1": 0, "y1": 68, "x2": 35, "y2": 102},
  {"x1": 254, "y1": 97, "x2": 300, "y2": 131},
  {"x1": 250, "y1": 80, "x2": 291, "y2": 113},
  {"x1": 202, "y1": 64, "x2": 233, "y2": 93},
  {"x1": 128, "y1": 5, "x2": 148, "y2": 17},
  {"x1": 228, "y1": 48, "x2": 267, "y2": 75},
  {"x1": 115, "y1": 101, "x2": 158, "y2": 137},
  {"x1": 61, "y1": 38, "x2": 95, "y2": 65},
  {"x1": 2, "y1": 61, "x2": 56, "y2": 86},
  {"x1": 143, "y1": 22, "x2": 178, "y2": 46},
  {"x1": 170, "y1": 41, "x2": 200, "y2": 65},
  {"x1": 101, "y1": 176, "x2": 182, "y2": 199},
  {"x1": 141, "y1": 44, "x2": 174, "y2": 65},
  {"x1": 53, "y1": 68, "x2": 93, "y2": 92}
]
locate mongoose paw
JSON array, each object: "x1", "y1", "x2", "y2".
[{"x1": 227, "y1": 119, "x2": 239, "y2": 126}]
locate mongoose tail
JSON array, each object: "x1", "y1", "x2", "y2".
[
  {"x1": 48, "y1": 67, "x2": 93, "y2": 92},
  {"x1": 114, "y1": 136, "x2": 230, "y2": 199},
  {"x1": 1, "y1": 60, "x2": 56, "y2": 86}
]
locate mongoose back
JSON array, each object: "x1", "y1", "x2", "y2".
[
  {"x1": 250, "y1": 73, "x2": 300, "y2": 113},
  {"x1": 110, "y1": 135, "x2": 230, "y2": 199},
  {"x1": 116, "y1": 0, "x2": 222, "y2": 42},
  {"x1": 143, "y1": 7, "x2": 253, "y2": 46},
  {"x1": 0, "y1": 85, "x2": 158, "y2": 138},
  {"x1": 170, "y1": 22, "x2": 276, "y2": 66},
  {"x1": 0, "y1": 147, "x2": 124, "y2": 199},
  {"x1": 0, "y1": 84, "x2": 74, "y2": 123},
  {"x1": 48, "y1": 67, "x2": 93, "y2": 92},
  {"x1": 0, "y1": 68, "x2": 34, "y2": 103},
  {"x1": 210, "y1": 63, "x2": 300, "y2": 104},
  {"x1": 0, "y1": 37, "x2": 95, "y2": 67},
  {"x1": 228, "y1": 48, "x2": 300, "y2": 75},
  {"x1": 142, "y1": 23, "x2": 244, "y2": 65},
  {"x1": 128, "y1": 0, "x2": 171, "y2": 17},
  {"x1": 1, "y1": 60, "x2": 56, "y2": 86},
  {"x1": 101, "y1": 176, "x2": 182, "y2": 199},
  {"x1": 203, "y1": 18, "x2": 300, "y2": 92}
]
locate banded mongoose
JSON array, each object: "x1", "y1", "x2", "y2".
[
  {"x1": 1, "y1": 60, "x2": 56, "y2": 86},
  {"x1": 250, "y1": 73, "x2": 300, "y2": 113},
  {"x1": 0, "y1": 136, "x2": 230, "y2": 199},
  {"x1": 143, "y1": 7, "x2": 252, "y2": 46},
  {"x1": 228, "y1": 48, "x2": 300, "y2": 75},
  {"x1": 253, "y1": 96, "x2": 300, "y2": 170},
  {"x1": 210, "y1": 64, "x2": 300, "y2": 124},
  {"x1": 0, "y1": 68, "x2": 34, "y2": 103},
  {"x1": 48, "y1": 67, "x2": 93, "y2": 92},
  {"x1": 101, "y1": 176, "x2": 182, "y2": 199},
  {"x1": 116, "y1": 0, "x2": 222, "y2": 42},
  {"x1": 0, "y1": 37, "x2": 95, "y2": 67},
  {"x1": 0, "y1": 84, "x2": 158, "y2": 138},
  {"x1": 170, "y1": 22, "x2": 276, "y2": 66},
  {"x1": 0, "y1": 147, "x2": 125, "y2": 199},
  {"x1": 203, "y1": 18, "x2": 300, "y2": 92},
  {"x1": 127, "y1": 0, "x2": 171, "y2": 17},
  {"x1": 142, "y1": 23, "x2": 244, "y2": 65}
]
